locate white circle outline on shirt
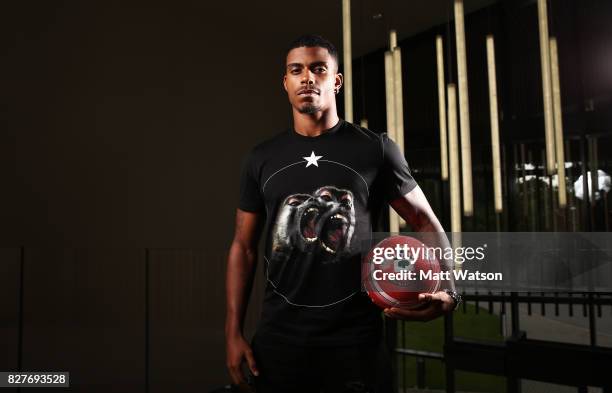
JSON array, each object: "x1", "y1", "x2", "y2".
[
  {"x1": 263, "y1": 255, "x2": 359, "y2": 308},
  {"x1": 260, "y1": 156, "x2": 369, "y2": 308},
  {"x1": 261, "y1": 158, "x2": 369, "y2": 196}
]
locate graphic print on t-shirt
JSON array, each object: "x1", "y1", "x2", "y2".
[
  {"x1": 262, "y1": 150, "x2": 369, "y2": 308},
  {"x1": 270, "y1": 185, "x2": 356, "y2": 265}
]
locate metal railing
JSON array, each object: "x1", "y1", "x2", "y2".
[{"x1": 390, "y1": 291, "x2": 612, "y2": 393}]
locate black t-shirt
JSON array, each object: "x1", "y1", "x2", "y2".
[{"x1": 238, "y1": 119, "x2": 417, "y2": 347}]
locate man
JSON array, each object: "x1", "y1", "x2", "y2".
[{"x1": 226, "y1": 35, "x2": 459, "y2": 393}]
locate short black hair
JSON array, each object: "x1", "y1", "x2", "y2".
[{"x1": 286, "y1": 34, "x2": 339, "y2": 70}]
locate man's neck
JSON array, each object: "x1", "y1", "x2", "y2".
[{"x1": 292, "y1": 108, "x2": 340, "y2": 137}]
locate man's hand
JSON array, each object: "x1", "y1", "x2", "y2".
[
  {"x1": 226, "y1": 334, "x2": 259, "y2": 385},
  {"x1": 383, "y1": 291, "x2": 454, "y2": 321}
]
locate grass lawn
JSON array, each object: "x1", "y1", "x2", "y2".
[{"x1": 395, "y1": 303, "x2": 507, "y2": 392}]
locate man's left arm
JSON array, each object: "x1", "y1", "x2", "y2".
[{"x1": 384, "y1": 185, "x2": 457, "y2": 321}]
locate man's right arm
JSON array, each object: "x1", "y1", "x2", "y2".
[{"x1": 225, "y1": 208, "x2": 263, "y2": 384}]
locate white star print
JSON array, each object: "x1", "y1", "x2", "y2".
[{"x1": 303, "y1": 151, "x2": 323, "y2": 167}]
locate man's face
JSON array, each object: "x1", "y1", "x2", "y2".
[{"x1": 283, "y1": 46, "x2": 343, "y2": 115}]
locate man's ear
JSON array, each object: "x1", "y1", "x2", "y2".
[
  {"x1": 283, "y1": 75, "x2": 288, "y2": 92},
  {"x1": 335, "y1": 72, "x2": 344, "y2": 92}
]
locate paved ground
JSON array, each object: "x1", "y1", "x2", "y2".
[{"x1": 502, "y1": 302, "x2": 612, "y2": 347}]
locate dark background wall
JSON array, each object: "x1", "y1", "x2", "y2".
[
  {"x1": 0, "y1": 1, "x2": 301, "y2": 390},
  {"x1": 1, "y1": 0, "x2": 611, "y2": 391}
]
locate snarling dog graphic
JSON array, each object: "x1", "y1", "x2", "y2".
[{"x1": 271, "y1": 186, "x2": 356, "y2": 264}]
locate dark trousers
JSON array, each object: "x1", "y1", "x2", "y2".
[{"x1": 249, "y1": 335, "x2": 394, "y2": 393}]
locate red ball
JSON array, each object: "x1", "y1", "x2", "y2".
[{"x1": 362, "y1": 235, "x2": 441, "y2": 309}]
